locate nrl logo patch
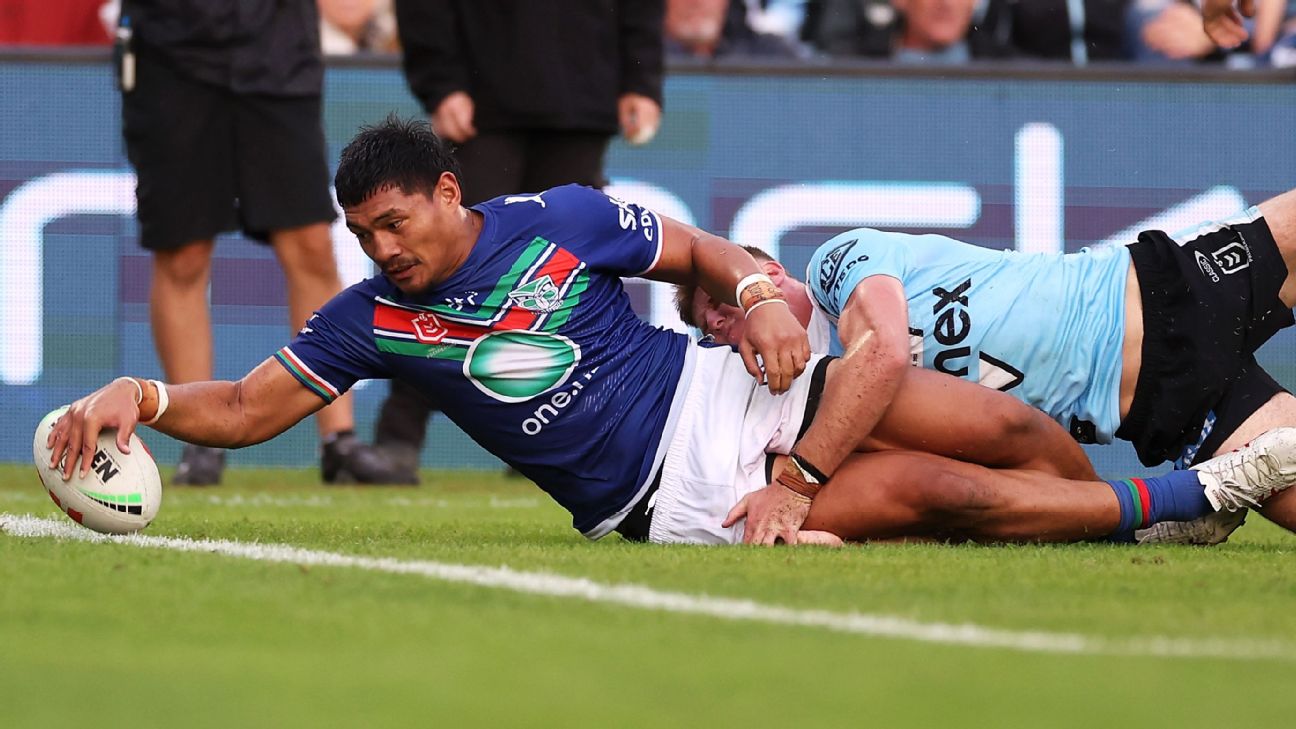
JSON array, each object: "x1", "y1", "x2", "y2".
[
  {"x1": 508, "y1": 275, "x2": 564, "y2": 313},
  {"x1": 1211, "y1": 239, "x2": 1249, "y2": 275},
  {"x1": 411, "y1": 312, "x2": 448, "y2": 344}
]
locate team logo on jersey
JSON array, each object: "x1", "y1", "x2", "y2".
[
  {"x1": 818, "y1": 238, "x2": 869, "y2": 297},
  {"x1": 507, "y1": 275, "x2": 564, "y2": 313},
  {"x1": 371, "y1": 237, "x2": 591, "y2": 402},
  {"x1": 1211, "y1": 239, "x2": 1249, "y2": 275}
]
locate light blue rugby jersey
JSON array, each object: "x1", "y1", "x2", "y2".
[{"x1": 806, "y1": 229, "x2": 1131, "y2": 443}]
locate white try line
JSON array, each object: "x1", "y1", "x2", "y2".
[{"x1": 3, "y1": 512, "x2": 1291, "y2": 662}]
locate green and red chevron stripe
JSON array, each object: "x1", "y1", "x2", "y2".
[
  {"x1": 371, "y1": 238, "x2": 589, "y2": 360},
  {"x1": 275, "y1": 346, "x2": 341, "y2": 402}
]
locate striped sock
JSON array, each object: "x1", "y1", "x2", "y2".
[{"x1": 1106, "y1": 472, "x2": 1212, "y2": 541}]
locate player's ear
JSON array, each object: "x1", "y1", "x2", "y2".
[
  {"x1": 437, "y1": 171, "x2": 462, "y2": 207},
  {"x1": 763, "y1": 259, "x2": 787, "y2": 285}
]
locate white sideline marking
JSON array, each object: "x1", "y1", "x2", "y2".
[
  {"x1": 3, "y1": 513, "x2": 1290, "y2": 662},
  {"x1": 0, "y1": 493, "x2": 540, "y2": 509}
]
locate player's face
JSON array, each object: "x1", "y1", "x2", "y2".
[
  {"x1": 345, "y1": 178, "x2": 467, "y2": 294},
  {"x1": 691, "y1": 288, "x2": 746, "y2": 346}
]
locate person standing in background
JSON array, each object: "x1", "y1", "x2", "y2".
[
  {"x1": 340, "y1": 0, "x2": 664, "y2": 483},
  {"x1": 118, "y1": 0, "x2": 363, "y2": 485}
]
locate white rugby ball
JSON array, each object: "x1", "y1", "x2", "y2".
[{"x1": 32, "y1": 406, "x2": 162, "y2": 534}]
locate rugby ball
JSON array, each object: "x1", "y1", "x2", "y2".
[{"x1": 32, "y1": 406, "x2": 162, "y2": 534}]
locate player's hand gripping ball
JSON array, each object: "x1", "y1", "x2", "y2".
[{"x1": 32, "y1": 406, "x2": 162, "y2": 534}]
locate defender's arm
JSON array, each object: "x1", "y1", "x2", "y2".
[{"x1": 646, "y1": 216, "x2": 811, "y2": 393}]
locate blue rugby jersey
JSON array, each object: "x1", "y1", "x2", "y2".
[
  {"x1": 275, "y1": 185, "x2": 692, "y2": 537},
  {"x1": 807, "y1": 229, "x2": 1131, "y2": 444}
]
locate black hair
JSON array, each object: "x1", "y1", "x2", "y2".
[{"x1": 334, "y1": 114, "x2": 462, "y2": 208}]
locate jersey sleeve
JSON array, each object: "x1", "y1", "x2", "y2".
[
  {"x1": 806, "y1": 228, "x2": 910, "y2": 319},
  {"x1": 273, "y1": 288, "x2": 389, "y2": 404},
  {"x1": 532, "y1": 184, "x2": 663, "y2": 276}
]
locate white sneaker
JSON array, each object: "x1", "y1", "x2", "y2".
[
  {"x1": 1135, "y1": 508, "x2": 1248, "y2": 546},
  {"x1": 1192, "y1": 427, "x2": 1296, "y2": 511}
]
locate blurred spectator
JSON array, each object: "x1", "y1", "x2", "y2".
[
  {"x1": 977, "y1": 0, "x2": 1132, "y2": 62},
  {"x1": 802, "y1": 0, "x2": 897, "y2": 57},
  {"x1": 319, "y1": 0, "x2": 398, "y2": 55},
  {"x1": 893, "y1": 0, "x2": 981, "y2": 63},
  {"x1": 1134, "y1": 0, "x2": 1296, "y2": 66},
  {"x1": 117, "y1": 0, "x2": 359, "y2": 484},
  {"x1": 805, "y1": 0, "x2": 983, "y2": 63},
  {"x1": 343, "y1": 1, "x2": 665, "y2": 483},
  {"x1": 1132, "y1": 0, "x2": 1217, "y2": 62},
  {"x1": 746, "y1": 0, "x2": 813, "y2": 41},
  {"x1": 0, "y1": 0, "x2": 111, "y2": 45},
  {"x1": 666, "y1": 0, "x2": 816, "y2": 59}
]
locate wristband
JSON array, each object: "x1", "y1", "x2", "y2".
[
  {"x1": 116, "y1": 376, "x2": 144, "y2": 406},
  {"x1": 777, "y1": 455, "x2": 825, "y2": 501},
  {"x1": 734, "y1": 273, "x2": 774, "y2": 307},
  {"x1": 743, "y1": 297, "x2": 789, "y2": 317},
  {"x1": 142, "y1": 380, "x2": 169, "y2": 425},
  {"x1": 790, "y1": 452, "x2": 830, "y2": 484}
]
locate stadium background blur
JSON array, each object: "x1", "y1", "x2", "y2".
[{"x1": 2, "y1": 0, "x2": 1295, "y2": 479}]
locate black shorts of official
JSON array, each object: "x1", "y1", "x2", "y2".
[
  {"x1": 614, "y1": 356, "x2": 835, "y2": 542},
  {"x1": 121, "y1": 43, "x2": 336, "y2": 251},
  {"x1": 1116, "y1": 213, "x2": 1293, "y2": 467}
]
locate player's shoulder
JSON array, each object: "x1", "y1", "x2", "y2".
[
  {"x1": 478, "y1": 184, "x2": 607, "y2": 217},
  {"x1": 314, "y1": 275, "x2": 385, "y2": 323},
  {"x1": 811, "y1": 228, "x2": 908, "y2": 262},
  {"x1": 808, "y1": 227, "x2": 905, "y2": 281}
]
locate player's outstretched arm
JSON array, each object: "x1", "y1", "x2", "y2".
[
  {"x1": 648, "y1": 216, "x2": 810, "y2": 393},
  {"x1": 46, "y1": 357, "x2": 325, "y2": 480}
]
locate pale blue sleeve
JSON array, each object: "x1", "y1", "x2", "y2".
[{"x1": 806, "y1": 229, "x2": 909, "y2": 318}]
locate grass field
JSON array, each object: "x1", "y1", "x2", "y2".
[{"x1": 3, "y1": 464, "x2": 1296, "y2": 728}]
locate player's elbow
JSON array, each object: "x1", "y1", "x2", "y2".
[
  {"x1": 870, "y1": 338, "x2": 910, "y2": 385},
  {"x1": 225, "y1": 380, "x2": 280, "y2": 449}
]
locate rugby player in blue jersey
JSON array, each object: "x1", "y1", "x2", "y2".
[
  {"x1": 47, "y1": 118, "x2": 1296, "y2": 547},
  {"x1": 686, "y1": 191, "x2": 1296, "y2": 545}
]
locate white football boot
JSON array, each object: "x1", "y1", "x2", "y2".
[
  {"x1": 1136, "y1": 508, "x2": 1248, "y2": 546},
  {"x1": 1191, "y1": 427, "x2": 1296, "y2": 511}
]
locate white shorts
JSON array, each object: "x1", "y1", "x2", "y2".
[{"x1": 647, "y1": 345, "x2": 831, "y2": 545}]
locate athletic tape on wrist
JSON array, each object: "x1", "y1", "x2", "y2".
[
  {"x1": 116, "y1": 376, "x2": 144, "y2": 406},
  {"x1": 743, "y1": 298, "x2": 789, "y2": 317},
  {"x1": 777, "y1": 459, "x2": 822, "y2": 500},
  {"x1": 734, "y1": 272, "x2": 774, "y2": 308},
  {"x1": 142, "y1": 380, "x2": 169, "y2": 425}
]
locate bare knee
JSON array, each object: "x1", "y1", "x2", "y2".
[
  {"x1": 897, "y1": 460, "x2": 1003, "y2": 536},
  {"x1": 152, "y1": 241, "x2": 214, "y2": 290},
  {"x1": 272, "y1": 224, "x2": 339, "y2": 282}
]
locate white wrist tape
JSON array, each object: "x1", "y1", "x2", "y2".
[
  {"x1": 142, "y1": 380, "x2": 169, "y2": 425},
  {"x1": 734, "y1": 272, "x2": 774, "y2": 308},
  {"x1": 116, "y1": 376, "x2": 144, "y2": 406},
  {"x1": 743, "y1": 297, "x2": 789, "y2": 317}
]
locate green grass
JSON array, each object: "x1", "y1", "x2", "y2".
[{"x1": 3, "y1": 464, "x2": 1296, "y2": 728}]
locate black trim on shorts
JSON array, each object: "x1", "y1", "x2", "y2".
[
  {"x1": 613, "y1": 470, "x2": 662, "y2": 543},
  {"x1": 764, "y1": 355, "x2": 837, "y2": 483}
]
